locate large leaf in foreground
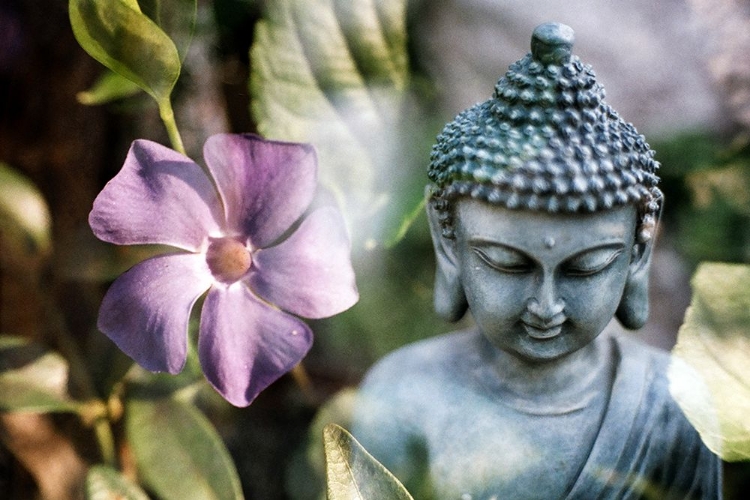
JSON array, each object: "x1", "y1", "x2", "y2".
[
  {"x1": 323, "y1": 423, "x2": 413, "y2": 500},
  {"x1": 669, "y1": 262, "x2": 750, "y2": 461},
  {"x1": 126, "y1": 397, "x2": 243, "y2": 500},
  {"x1": 250, "y1": 0, "x2": 414, "y2": 246}
]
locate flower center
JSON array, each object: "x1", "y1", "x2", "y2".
[{"x1": 205, "y1": 237, "x2": 252, "y2": 283}]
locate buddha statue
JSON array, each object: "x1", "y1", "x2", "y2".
[{"x1": 351, "y1": 22, "x2": 721, "y2": 499}]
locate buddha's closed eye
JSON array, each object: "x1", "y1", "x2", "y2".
[
  {"x1": 470, "y1": 243, "x2": 624, "y2": 277},
  {"x1": 562, "y1": 246, "x2": 624, "y2": 277},
  {"x1": 472, "y1": 245, "x2": 532, "y2": 274}
]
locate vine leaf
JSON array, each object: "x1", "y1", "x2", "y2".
[
  {"x1": 323, "y1": 423, "x2": 413, "y2": 500},
  {"x1": 125, "y1": 396, "x2": 244, "y2": 500},
  {"x1": 138, "y1": 0, "x2": 197, "y2": 63},
  {"x1": 250, "y1": 0, "x2": 419, "y2": 248},
  {"x1": 69, "y1": 0, "x2": 181, "y2": 108},
  {"x1": 85, "y1": 465, "x2": 150, "y2": 500},
  {"x1": 669, "y1": 262, "x2": 750, "y2": 461},
  {"x1": 76, "y1": 0, "x2": 196, "y2": 106},
  {"x1": 77, "y1": 70, "x2": 143, "y2": 105}
]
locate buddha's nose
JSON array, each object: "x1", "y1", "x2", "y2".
[{"x1": 527, "y1": 276, "x2": 565, "y2": 322}]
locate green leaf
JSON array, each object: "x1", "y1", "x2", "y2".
[
  {"x1": 85, "y1": 465, "x2": 150, "y2": 500},
  {"x1": 69, "y1": 0, "x2": 181, "y2": 106},
  {"x1": 125, "y1": 397, "x2": 243, "y2": 500},
  {"x1": 323, "y1": 423, "x2": 413, "y2": 500},
  {"x1": 250, "y1": 0, "x2": 417, "y2": 248},
  {"x1": 0, "y1": 162, "x2": 51, "y2": 261},
  {"x1": 77, "y1": 70, "x2": 143, "y2": 105},
  {"x1": 669, "y1": 262, "x2": 750, "y2": 461},
  {"x1": 0, "y1": 336, "x2": 82, "y2": 413},
  {"x1": 138, "y1": 0, "x2": 197, "y2": 63}
]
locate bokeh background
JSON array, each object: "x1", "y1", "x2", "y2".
[{"x1": 2, "y1": 0, "x2": 749, "y2": 498}]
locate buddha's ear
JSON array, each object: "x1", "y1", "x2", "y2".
[
  {"x1": 427, "y1": 201, "x2": 468, "y2": 322},
  {"x1": 615, "y1": 209, "x2": 661, "y2": 329}
]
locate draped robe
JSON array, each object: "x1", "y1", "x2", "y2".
[{"x1": 352, "y1": 329, "x2": 721, "y2": 499}]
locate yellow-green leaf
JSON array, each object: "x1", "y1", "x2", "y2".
[
  {"x1": 669, "y1": 262, "x2": 750, "y2": 461},
  {"x1": 69, "y1": 0, "x2": 180, "y2": 106},
  {"x1": 77, "y1": 70, "x2": 143, "y2": 105},
  {"x1": 250, "y1": 0, "x2": 412, "y2": 247},
  {"x1": 323, "y1": 423, "x2": 413, "y2": 500}
]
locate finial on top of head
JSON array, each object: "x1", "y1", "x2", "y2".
[{"x1": 531, "y1": 22, "x2": 575, "y2": 65}]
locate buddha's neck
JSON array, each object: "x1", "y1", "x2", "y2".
[{"x1": 475, "y1": 331, "x2": 613, "y2": 414}]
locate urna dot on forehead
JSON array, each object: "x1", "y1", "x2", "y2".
[{"x1": 427, "y1": 22, "x2": 662, "y2": 242}]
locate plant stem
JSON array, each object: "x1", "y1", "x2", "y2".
[
  {"x1": 41, "y1": 294, "x2": 118, "y2": 468},
  {"x1": 159, "y1": 99, "x2": 186, "y2": 155},
  {"x1": 94, "y1": 416, "x2": 118, "y2": 468},
  {"x1": 290, "y1": 363, "x2": 316, "y2": 404}
]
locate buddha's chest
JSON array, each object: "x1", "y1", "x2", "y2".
[{"x1": 421, "y1": 398, "x2": 606, "y2": 499}]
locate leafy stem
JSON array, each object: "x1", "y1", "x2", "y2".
[
  {"x1": 159, "y1": 99, "x2": 186, "y2": 155},
  {"x1": 92, "y1": 410, "x2": 118, "y2": 468},
  {"x1": 290, "y1": 363, "x2": 316, "y2": 404}
]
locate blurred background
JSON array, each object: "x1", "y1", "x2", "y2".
[{"x1": 1, "y1": 0, "x2": 749, "y2": 498}]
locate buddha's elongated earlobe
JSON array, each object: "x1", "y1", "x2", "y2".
[
  {"x1": 616, "y1": 215, "x2": 659, "y2": 329},
  {"x1": 616, "y1": 267, "x2": 650, "y2": 329},
  {"x1": 427, "y1": 202, "x2": 468, "y2": 322}
]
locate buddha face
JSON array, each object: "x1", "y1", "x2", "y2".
[{"x1": 452, "y1": 199, "x2": 638, "y2": 362}]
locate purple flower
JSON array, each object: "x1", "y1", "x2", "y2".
[{"x1": 89, "y1": 133, "x2": 358, "y2": 406}]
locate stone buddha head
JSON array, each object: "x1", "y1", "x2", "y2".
[{"x1": 426, "y1": 22, "x2": 663, "y2": 362}]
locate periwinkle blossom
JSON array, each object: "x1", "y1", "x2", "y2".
[{"x1": 89, "y1": 133, "x2": 358, "y2": 406}]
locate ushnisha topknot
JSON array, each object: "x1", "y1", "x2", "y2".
[{"x1": 428, "y1": 22, "x2": 662, "y2": 242}]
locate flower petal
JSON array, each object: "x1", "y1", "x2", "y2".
[
  {"x1": 97, "y1": 252, "x2": 213, "y2": 373},
  {"x1": 90, "y1": 139, "x2": 224, "y2": 251},
  {"x1": 249, "y1": 207, "x2": 358, "y2": 319},
  {"x1": 203, "y1": 133, "x2": 317, "y2": 247},
  {"x1": 198, "y1": 285, "x2": 313, "y2": 407}
]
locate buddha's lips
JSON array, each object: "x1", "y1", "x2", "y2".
[{"x1": 521, "y1": 319, "x2": 565, "y2": 340}]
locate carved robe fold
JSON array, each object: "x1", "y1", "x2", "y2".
[{"x1": 564, "y1": 335, "x2": 721, "y2": 499}]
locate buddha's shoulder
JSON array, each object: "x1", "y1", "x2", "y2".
[
  {"x1": 610, "y1": 333, "x2": 684, "y2": 413},
  {"x1": 611, "y1": 333, "x2": 671, "y2": 375},
  {"x1": 610, "y1": 334, "x2": 718, "y2": 464},
  {"x1": 360, "y1": 329, "x2": 479, "y2": 389}
]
